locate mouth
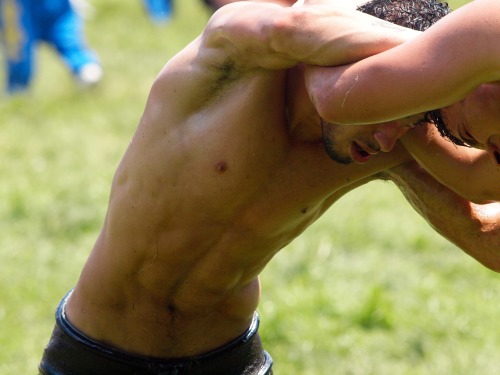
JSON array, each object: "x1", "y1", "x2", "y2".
[{"x1": 351, "y1": 142, "x2": 377, "y2": 164}]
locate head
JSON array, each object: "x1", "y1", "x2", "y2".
[
  {"x1": 321, "y1": 0, "x2": 451, "y2": 164},
  {"x1": 322, "y1": 116, "x2": 423, "y2": 164},
  {"x1": 433, "y1": 84, "x2": 500, "y2": 166},
  {"x1": 357, "y1": 0, "x2": 451, "y2": 31}
]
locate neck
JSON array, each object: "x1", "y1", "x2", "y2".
[{"x1": 286, "y1": 66, "x2": 323, "y2": 142}]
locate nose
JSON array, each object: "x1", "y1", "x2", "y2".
[
  {"x1": 373, "y1": 123, "x2": 409, "y2": 152},
  {"x1": 486, "y1": 136, "x2": 500, "y2": 166}
]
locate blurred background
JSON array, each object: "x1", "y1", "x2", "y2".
[{"x1": 1, "y1": 1, "x2": 498, "y2": 374}]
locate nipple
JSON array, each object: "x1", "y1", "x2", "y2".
[{"x1": 215, "y1": 161, "x2": 228, "y2": 173}]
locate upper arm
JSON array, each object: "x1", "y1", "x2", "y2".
[
  {"x1": 201, "y1": 2, "x2": 297, "y2": 70},
  {"x1": 202, "y1": 1, "x2": 421, "y2": 71},
  {"x1": 322, "y1": 0, "x2": 500, "y2": 124}
]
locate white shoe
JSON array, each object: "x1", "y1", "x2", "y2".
[
  {"x1": 76, "y1": 63, "x2": 103, "y2": 87},
  {"x1": 70, "y1": 0, "x2": 95, "y2": 18}
]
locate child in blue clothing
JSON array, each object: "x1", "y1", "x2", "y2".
[{"x1": 0, "y1": 0, "x2": 102, "y2": 94}]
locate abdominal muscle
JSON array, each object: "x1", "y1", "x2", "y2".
[
  {"x1": 64, "y1": 219, "x2": 268, "y2": 358},
  {"x1": 63, "y1": 155, "x2": 324, "y2": 358}
]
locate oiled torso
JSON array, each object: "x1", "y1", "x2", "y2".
[{"x1": 66, "y1": 36, "x2": 403, "y2": 357}]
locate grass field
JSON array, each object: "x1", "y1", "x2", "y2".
[{"x1": 1, "y1": 0, "x2": 498, "y2": 374}]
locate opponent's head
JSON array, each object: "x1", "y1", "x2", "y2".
[
  {"x1": 357, "y1": 0, "x2": 451, "y2": 31},
  {"x1": 433, "y1": 84, "x2": 500, "y2": 166}
]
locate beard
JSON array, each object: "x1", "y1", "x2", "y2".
[{"x1": 321, "y1": 121, "x2": 353, "y2": 165}]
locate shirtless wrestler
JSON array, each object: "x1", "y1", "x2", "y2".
[{"x1": 39, "y1": 1, "x2": 500, "y2": 374}]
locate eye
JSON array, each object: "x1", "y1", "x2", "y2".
[{"x1": 458, "y1": 127, "x2": 481, "y2": 148}]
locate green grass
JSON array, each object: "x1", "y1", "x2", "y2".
[{"x1": 1, "y1": 0, "x2": 498, "y2": 374}]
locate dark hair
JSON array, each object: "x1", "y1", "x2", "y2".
[
  {"x1": 422, "y1": 110, "x2": 470, "y2": 147},
  {"x1": 357, "y1": 0, "x2": 451, "y2": 31}
]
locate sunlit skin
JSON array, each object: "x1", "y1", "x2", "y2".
[{"x1": 440, "y1": 83, "x2": 500, "y2": 166}]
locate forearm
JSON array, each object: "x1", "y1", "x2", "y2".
[
  {"x1": 400, "y1": 125, "x2": 500, "y2": 202},
  {"x1": 279, "y1": 5, "x2": 418, "y2": 66},
  {"x1": 388, "y1": 161, "x2": 500, "y2": 272},
  {"x1": 208, "y1": 2, "x2": 418, "y2": 71}
]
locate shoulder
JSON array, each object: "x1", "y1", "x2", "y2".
[{"x1": 201, "y1": 2, "x2": 287, "y2": 55}]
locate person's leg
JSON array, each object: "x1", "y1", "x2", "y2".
[
  {"x1": 0, "y1": 0, "x2": 35, "y2": 94},
  {"x1": 40, "y1": 0, "x2": 102, "y2": 86},
  {"x1": 143, "y1": 0, "x2": 173, "y2": 24}
]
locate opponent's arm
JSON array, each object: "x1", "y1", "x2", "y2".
[
  {"x1": 307, "y1": 0, "x2": 500, "y2": 124},
  {"x1": 400, "y1": 125, "x2": 500, "y2": 202},
  {"x1": 387, "y1": 160, "x2": 500, "y2": 272},
  {"x1": 204, "y1": 1, "x2": 419, "y2": 70}
]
